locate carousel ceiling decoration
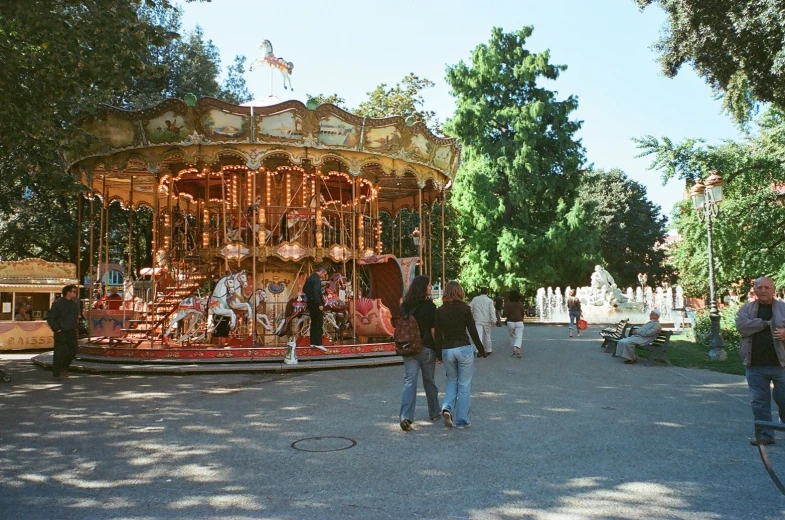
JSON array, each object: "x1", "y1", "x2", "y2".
[{"x1": 70, "y1": 98, "x2": 460, "y2": 211}]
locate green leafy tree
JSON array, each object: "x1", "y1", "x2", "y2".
[
  {"x1": 445, "y1": 27, "x2": 593, "y2": 293},
  {"x1": 0, "y1": 1, "x2": 250, "y2": 274},
  {"x1": 637, "y1": 0, "x2": 785, "y2": 124},
  {"x1": 305, "y1": 93, "x2": 348, "y2": 110},
  {"x1": 636, "y1": 107, "x2": 785, "y2": 296},
  {"x1": 577, "y1": 168, "x2": 669, "y2": 287},
  {"x1": 356, "y1": 73, "x2": 441, "y2": 133}
]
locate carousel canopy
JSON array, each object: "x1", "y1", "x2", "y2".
[{"x1": 69, "y1": 97, "x2": 460, "y2": 213}]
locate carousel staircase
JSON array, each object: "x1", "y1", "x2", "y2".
[{"x1": 121, "y1": 257, "x2": 218, "y2": 348}]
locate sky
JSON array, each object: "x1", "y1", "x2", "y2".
[{"x1": 179, "y1": 0, "x2": 744, "y2": 229}]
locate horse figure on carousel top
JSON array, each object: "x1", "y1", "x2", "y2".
[{"x1": 249, "y1": 39, "x2": 294, "y2": 91}]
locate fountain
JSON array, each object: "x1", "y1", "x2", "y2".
[{"x1": 534, "y1": 266, "x2": 683, "y2": 325}]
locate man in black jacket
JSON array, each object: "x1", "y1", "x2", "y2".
[
  {"x1": 303, "y1": 266, "x2": 328, "y2": 352},
  {"x1": 46, "y1": 285, "x2": 80, "y2": 380}
]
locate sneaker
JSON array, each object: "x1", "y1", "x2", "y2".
[
  {"x1": 569, "y1": 330, "x2": 573, "y2": 338},
  {"x1": 61, "y1": 371, "x2": 70, "y2": 378},
  {"x1": 750, "y1": 438, "x2": 775, "y2": 446},
  {"x1": 457, "y1": 423, "x2": 471, "y2": 429},
  {"x1": 517, "y1": 351, "x2": 522, "y2": 359},
  {"x1": 53, "y1": 374, "x2": 62, "y2": 381},
  {"x1": 442, "y1": 409, "x2": 454, "y2": 428},
  {"x1": 400, "y1": 419, "x2": 413, "y2": 431},
  {"x1": 429, "y1": 413, "x2": 442, "y2": 421}
]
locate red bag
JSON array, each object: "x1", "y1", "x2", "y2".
[{"x1": 577, "y1": 319, "x2": 588, "y2": 330}]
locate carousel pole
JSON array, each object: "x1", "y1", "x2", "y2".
[
  {"x1": 151, "y1": 176, "x2": 158, "y2": 302},
  {"x1": 88, "y1": 188, "x2": 95, "y2": 345},
  {"x1": 97, "y1": 176, "x2": 105, "y2": 290},
  {"x1": 220, "y1": 169, "x2": 228, "y2": 271},
  {"x1": 128, "y1": 176, "x2": 134, "y2": 282},
  {"x1": 75, "y1": 189, "x2": 81, "y2": 292},
  {"x1": 204, "y1": 168, "x2": 210, "y2": 248},
  {"x1": 441, "y1": 190, "x2": 446, "y2": 289},
  {"x1": 251, "y1": 169, "x2": 257, "y2": 348},
  {"x1": 103, "y1": 176, "x2": 109, "y2": 271},
  {"x1": 418, "y1": 185, "x2": 423, "y2": 275},
  {"x1": 351, "y1": 175, "x2": 357, "y2": 343},
  {"x1": 428, "y1": 206, "x2": 433, "y2": 279}
]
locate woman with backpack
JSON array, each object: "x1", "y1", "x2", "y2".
[
  {"x1": 398, "y1": 275, "x2": 440, "y2": 431},
  {"x1": 435, "y1": 280, "x2": 486, "y2": 429}
]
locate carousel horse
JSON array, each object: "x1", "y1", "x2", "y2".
[
  {"x1": 249, "y1": 39, "x2": 294, "y2": 91},
  {"x1": 208, "y1": 271, "x2": 252, "y2": 330},
  {"x1": 164, "y1": 295, "x2": 210, "y2": 342},
  {"x1": 251, "y1": 288, "x2": 281, "y2": 334}
]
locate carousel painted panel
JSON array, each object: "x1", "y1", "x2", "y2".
[
  {"x1": 144, "y1": 111, "x2": 190, "y2": 144},
  {"x1": 405, "y1": 132, "x2": 433, "y2": 163},
  {"x1": 201, "y1": 109, "x2": 249, "y2": 141},
  {"x1": 0, "y1": 321, "x2": 54, "y2": 351},
  {"x1": 432, "y1": 144, "x2": 456, "y2": 171},
  {"x1": 83, "y1": 114, "x2": 138, "y2": 153},
  {"x1": 364, "y1": 126, "x2": 401, "y2": 153},
  {"x1": 0, "y1": 259, "x2": 77, "y2": 281},
  {"x1": 317, "y1": 116, "x2": 360, "y2": 148},
  {"x1": 255, "y1": 111, "x2": 304, "y2": 141}
]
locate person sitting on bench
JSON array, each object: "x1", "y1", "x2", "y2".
[{"x1": 615, "y1": 309, "x2": 662, "y2": 364}]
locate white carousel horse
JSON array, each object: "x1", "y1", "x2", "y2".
[
  {"x1": 249, "y1": 39, "x2": 294, "y2": 91},
  {"x1": 208, "y1": 271, "x2": 252, "y2": 329}
]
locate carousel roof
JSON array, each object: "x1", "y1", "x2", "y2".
[{"x1": 69, "y1": 97, "x2": 460, "y2": 212}]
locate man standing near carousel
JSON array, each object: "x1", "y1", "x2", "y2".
[
  {"x1": 303, "y1": 266, "x2": 329, "y2": 352},
  {"x1": 46, "y1": 285, "x2": 80, "y2": 380}
]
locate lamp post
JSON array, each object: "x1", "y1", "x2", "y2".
[
  {"x1": 691, "y1": 171, "x2": 727, "y2": 361},
  {"x1": 637, "y1": 272, "x2": 648, "y2": 307}
]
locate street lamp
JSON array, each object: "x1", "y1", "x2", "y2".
[
  {"x1": 411, "y1": 228, "x2": 420, "y2": 248},
  {"x1": 691, "y1": 170, "x2": 726, "y2": 361},
  {"x1": 637, "y1": 272, "x2": 648, "y2": 306}
]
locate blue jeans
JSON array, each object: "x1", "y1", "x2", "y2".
[
  {"x1": 400, "y1": 348, "x2": 440, "y2": 422},
  {"x1": 746, "y1": 365, "x2": 785, "y2": 441},
  {"x1": 568, "y1": 310, "x2": 580, "y2": 328},
  {"x1": 441, "y1": 345, "x2": 475, "y2": 427}
]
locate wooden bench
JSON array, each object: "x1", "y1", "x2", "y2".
[
  {"x1": 612, "y1": 328, "x2": 673, "y2": 366},
  {"x1": 599, "y1": 319, "x2": 630, "y2": 353},
  {"x1": 639, "y1": 330, "x2": 673, "y2": 366}
]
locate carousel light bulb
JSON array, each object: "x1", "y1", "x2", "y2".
[
  {"x1": 266, "y1": 172, "x2": 271, "y2": 206},
  {"x1": 202, "y1": 231, "x2": 209, "y2": 247}
]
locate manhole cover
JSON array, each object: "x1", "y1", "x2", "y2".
[{"x1": 291, "y1": 436, "x2": 357, "y2": 452}]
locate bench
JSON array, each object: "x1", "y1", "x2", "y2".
[
  {"x1": 612, "y1": 328, "x2": 673, "y2": 366},
  {"x1": 599, "y1": 319, "x2": 630, "y2": 353},
  {"x1": 639, "y1": 330, "x2": 673, "y2": 366}
]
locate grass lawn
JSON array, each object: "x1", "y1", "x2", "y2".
[{"x1": 635, "y1": 331, "x2": 745, "y2": 376}]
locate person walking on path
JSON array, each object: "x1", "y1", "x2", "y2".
[
  {"x1": 46, "y1": 285, "x2": 80, "y2": 380},
  {"x1": 566, "y1": 289, "x2": 583, "y2": 337},
  {"x1": 735, "y1": 276, "x2": 785, "y2": 446},
  {"x1": 398, "y1": 275, "x2": 440, "y2": 431},
  {"x1": 615, "y1": 309, "x2": 662, "y2": 363},
  {"x1": 435, "y1": 280, "x2": 486, "y2": 429},
  {"x1": 303, "y1": 265, "x2": 328, "y2": 352},
  {"x1": 470, "y1": 287, "x2": 496, "y2": 355},
  {"x1": 494, "y1": 293, "x2": 504, "y2": 327},
  {"x1": 504, "y1": 290, "x2": 525, "y2": 358}
]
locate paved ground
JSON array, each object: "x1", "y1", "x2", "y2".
[{"x1": 1, "y1": 324, "x2": 783, "y2": 519}]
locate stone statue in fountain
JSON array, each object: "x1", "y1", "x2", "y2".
[{"x1": 588, "y1": 265, "x2": 629, "y2": 307}]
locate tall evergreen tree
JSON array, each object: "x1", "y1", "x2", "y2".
[
  {"x1": 577, "y1": 168, "x2": 669, "y2": 287},
  {"x1": 445, "y1": 27, "x2": 594, "y2": 292}
]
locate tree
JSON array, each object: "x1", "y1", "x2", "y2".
[
  {"x1": 577, "y1": 168, "x2": 669, "y2": 287},
  {"x1": 305, "y1": 93, "x2": 348, "y2": 110},
  {"x1": 637, "y1": 0, "x2": 785, "y2": 125},
  {"x1": 636, "y1": 107, "x2": 785, "y2": 296},
  {"x1": 0, "y1": 1, "x2": 250, "y2": 271},
  {"x1": 445, "y1": 27, "x2": 593, "y2": 293},
  {"x1": 355, "y1": 73, "x2": 441, "y2": 133}
]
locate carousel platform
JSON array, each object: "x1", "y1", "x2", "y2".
[{"x1": 31, "y1": 340, "x2": 401, "y2": 375}]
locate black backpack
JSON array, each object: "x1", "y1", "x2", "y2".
[{"x1": 394, "y1": 305, "x2": 423, "y2": 357}]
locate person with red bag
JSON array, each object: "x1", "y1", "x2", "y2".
[{"x1": 567, "y1": 288, "x2": 583, "y2": 337}]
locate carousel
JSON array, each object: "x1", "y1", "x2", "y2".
[{"x1": 68, "y1": 96, "x2": 459, "y2": 364}]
